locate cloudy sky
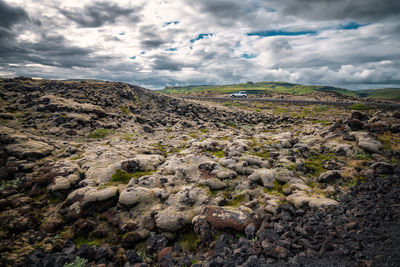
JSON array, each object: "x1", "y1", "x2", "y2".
[{"x1": 1, "y1": 0, "x2": 399, "y2": 90}]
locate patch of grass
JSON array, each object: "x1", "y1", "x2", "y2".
[
  {"x1": 315, "y1": 105, "x2": 330, "y2": 112},
  {"x1": 226, "y1": 193, "x2": 246, "y2": 206},
  {"x1": 250, "y1": 149, "x2": 269, "y2": 159},
  {"x1": 151, "y1": 143, "x2": 169, "y2": 157},
  {"x1": 274, "y1": 108, "x2": 288, "y2": 114},
  {"x1": 200, "y1": 128, "x2": 209, "y2": 133},
  {"x1": 311, "y1": 119, "x2": 332, "y2": 126},
  {"x1": 355, "y1": 153, "x2": 372, "y2": 160},
  {"x1": 203, "y1": 149, "x2": 225, "y2": 158},
  {"x1": 110, "y1": 169, "x2": 155, "y2": 184},
  {"x1": 304, "y1": 153, "x2": 336, "y2": 176},
  {"x1": 263, "y1": 180, "x2": 288, "y2": 196},
  {"x1": 119, "y1": 105, "x2": 130, "y2": 115},
  {"x1": 73, "y1": 237, "x2": 100, "y2": 249},
  {"x1": 349, "y1": 103, "x2": 370, "y2": 111},
  {"x1": 178, "y1": 230, "x2": 201, "y2": 252},
  {"x1": 122, "y1": 133, "x2": 137, "y2": 141},
  {"x1": 89, "y1": 128, "x2": 114, "y2": 139},
  {"x1": 63, "y1": 256, "x2": 87, "y2": 267},
  {"x1": 70, "y1": 155, "x2": 83, "y2": 161},
  {"x1": 378, "y1": 133, "x2": 400, "y2": 150},
  {"x1": 223, "y1": 102, "x2": 242, "y2": 107}
]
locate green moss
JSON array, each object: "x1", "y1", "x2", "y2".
[
  {"x1": 199, "y1": 128, "x2": 209, "y2": 133},
  {"x1": 70, "y1": 155, "x2": 83, "y2": 161},
  {"x1": 311, "y1": 119, "x2": 332, "y2": 126},
  {"x1": 119, "y1": 105, "x2": 130, "y2": 115},
  {"x1": 122, "y1": 133, "x2": 137, "y2": 141},
  {"x1": 165, "y1": 127, "x2": 172, "y2": 133},
  {"x1": 355, "y1": 153, "x2": 372, "y2": 160},
  {"x1": 315, "y1": 105, "x2": 330, "y2": 112},
  {"x1": 304, "y1": 153, "x2": 336, "y2": 176},
  {"x1": 250, "y1": 149, "x2": 269, "y2": 159},
  {"x1": 89, "y1": 128, "x2": 114, "y2": 139},
  {"x1": 110, "y1": 169, "x2": 134, "y2": 183},
  {"x1": 73, "y1": 237, "x2": 100, "y2": 249},
  {"x1": 378, "y1": 134, "x2": 400, "y2": 150},
  {"x1": 349, "y1": 103, "x2": 370, "y2": 111},
  {"x1": 226, "y1": 193, "x2": 246, "y2": 206},
  {"x1": 110, "y1": 169, "x2": 155, "y2": 184},
  {"x1": 178, "y1": 230, "x2": 201, "y2": 252},
  {"x1": 151, "y1": 143, "x2": 169, "y2": 157}
]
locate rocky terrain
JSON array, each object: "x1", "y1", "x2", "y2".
[{"x1": 0, "y1": 77, "x2": 399, "y2": 267}]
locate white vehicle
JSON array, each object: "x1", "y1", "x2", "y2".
[{"x1": 230, "y1": 91, "x2": 247, "y2": 98}]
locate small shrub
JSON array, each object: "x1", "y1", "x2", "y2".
[
  {"x1": 349, "y1": 103, "x2": 370, "y2": 111},
  {"x1": 89, "y1": 128, "x2": 113, "y2": 139},
  {"x1": 63, "y1": 256, "x2": 87, "y2": 267}
]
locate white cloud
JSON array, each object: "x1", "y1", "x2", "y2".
[{"x1": 0, "y1": 0, "x2": 399, "y2": 89}]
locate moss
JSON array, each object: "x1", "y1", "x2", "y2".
[
  {"x1": 378, "y1": 133, "x2": 400, "y2": 151},
  {"x1": 165, "y1": 127, "x2": 172, "y2": 133},
  {"x1": 304, "y1": 153, "x2": 336, "y2": 176},
  {"x1": 119, "y1": 105, "x2": 130, "y2": 115},
  {"x1": 311, "y1": 119, "x2": 332, "y2": 126},
  {"x1": 110, "y1": 169, "x2": 155, "y2": 184},
  {"x1": 349, "y1": 103, "x2": 370, "y2": 111},
  {"x1": 251, "y1": 149, "x2": 269, "y2": 159},
  {"x1": 355, "y1": 153, "x2": 372, "y2": 160},
  {"x1": 178, "y1": 230, "x2": 201, "y2": 252},
  {"x1": 73, "y1": 237, "x2": 100, "y2": 249},
  {"x1": 70, "y1": 155, "x2": 83, "y2": 161},
  {"x1": 89, "y1": 128, "x2": 114, "y2": 139},
  {"x1": 226, "y1": 193, "x2": 246, "y2": 206},
  {"x1": 122, "y1": 133, "x2": 137, "y2": 141},
  {"x1": 151, "y1": 143, "x2": 168, "y2": 157},
  {"x1": 315, "y1": 105, "x2": 330, "y2": 112},
  {"x1": 199, "y1": 128, "x2": 209, "y2": 133}
]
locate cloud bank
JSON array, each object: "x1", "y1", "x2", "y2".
[{"x1": 0, "y1": 0, "x2": 399, "y2": 89}]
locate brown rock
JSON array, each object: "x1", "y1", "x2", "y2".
[
  {"x1": 157, "y1": 247, "x2": 173, "y2": 264},
  {"x1": 204, "y1": 206, "x2": 259, "y2": 232}
]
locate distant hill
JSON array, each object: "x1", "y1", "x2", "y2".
[{"x1": 159, "y1": 81, "x2": 400, "y2": 99}]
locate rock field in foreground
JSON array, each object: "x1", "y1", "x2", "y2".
[{"x1": 0, "y1": 77, "x2": 399, "y2": 266}]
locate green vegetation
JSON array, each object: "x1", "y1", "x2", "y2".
[
  {"x1": 63, "y1": 256, "x2": 87, "y2": 267},
  {"x1": 315, "y1": 105, "x2": 330, "y2": 112},
  {"x1": 203, "y1": 149, "x2": 225, "y2": 158},
  {"x1": 263, "y1": 180, "x2": 289, "y2": 196},
  {"x1": 110, "y1": 169, "x2": 155, "y2": 184},
  {"x1": 0, "y1": 179, "x2": 20, "y2": 190},
  {"x1": 223, "y1": 102, "x2": 242, "y2": 107},
  {"x1": 89, "y1": 128, "x2": 114, "y2": 139},
  {"x1": 119, "y1": 105, "x2": 130, "y2": 115},
  {"x1": 159, "y1": 81, "x2": 400, "y2": 99},
  {"x1": 378, "y1": 133, "x2": 400, "y2": 150},
  {"x1": 355, "y1": 153, "x2": 372, "y2": 160},
  {"x1": 311, "y1": 119, "x2": 332, "y2": 126},
  {"x1": 73, "y1": 237, "x2": 100, "y2": 249},
  {"x1": 349, "y1": 103, "x2": 370, "y2": 111},
  {"x1": 226, "y1": 193, "x2": 246, "y2": 206},
  {"x1": 178, "y1": 230, "x2": 201, "y2": 252},
  {"x1": 304, "y1": 153, "x2": 336, "y2": 176},
  {"x1": 199, "y1": 128, "x2": 209, "y2": 133}
]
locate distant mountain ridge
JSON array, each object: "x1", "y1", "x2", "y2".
[{"x1": 160, "y1": 81, "x2": 400, "y2": 99}]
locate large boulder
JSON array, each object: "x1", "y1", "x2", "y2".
[
  {"x1": 371, "y1": 162, "x2": 394, "y2": 175},
  {"x1": 121, "y1": 154, "x2": 165, "y2": 173},
  {"x1": 194, "y1": 206, "x2": 259, "y2": 232},
  {"x1": 317, "y1": 170, "x2": 341, "y2": 183},
  {"x1": 248, "y1": 169, "x2": 275, "y2": 188},
  {"x1": 6, "y1": 140, "x2": 53, "y2": 160},
  {"x1": 119, "y1": 186, "x2": 154, "y2": 206}
]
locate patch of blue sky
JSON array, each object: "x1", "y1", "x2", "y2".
[
  {"x1": 140, "y1": 51, "x2": 145, "y2": 55},
  {"x1": 247, "y1": 30, "x2": 317, "y2": 37},
  {"x1": 129, "y1": 56, "x2": 136, "y2": 60},
  {"x1": 241, "y1": 53, "x2": 258, "y2": 59},
  {"x1": 190, "y1": 33, "x2": 214, "y2": 43},
  {"x1": 165, "y1": 48, "x2": 177, "y2": 51},
  {"x1": 119, "y1": 32, "x2": 126, "y2": 35},
  {"x1": 337, "y1": 21, "x2": 368, "y2": 30},
  {"x1": 163, "y1": 21, "x2": 179, "y2": 27}
]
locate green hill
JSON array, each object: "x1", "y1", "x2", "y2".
[{"x1": 159, "y1": 81, "x2": 400, "y2": 99}]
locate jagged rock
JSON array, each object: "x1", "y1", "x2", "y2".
[{"x1": 318, "y1": 170, "x2": 341, "y2": 183}]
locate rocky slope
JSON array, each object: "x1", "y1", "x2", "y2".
[{"x1": 0, "y1": 77, "x2": 399, "y2": 267}]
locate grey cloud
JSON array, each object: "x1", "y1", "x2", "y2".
[
  {"x1": 0, "y1": 0, "x2": 29, "y2": 29},
  {"x1": 281, "y1": 0, "x2": 400, "y2": 21},
  {"x1": 139, "y1": 25, "x2": 165, "y2": 48},
  {"x1": 60, "y1": 2, "x2": 141, "y2": 28},
  {"x1": 153, "y1": 55, "x2": 184, "y2": 71}
]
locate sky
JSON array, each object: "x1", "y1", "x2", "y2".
[{"x1": 0, "y1": 0, "x2": 399, "y2": 90}]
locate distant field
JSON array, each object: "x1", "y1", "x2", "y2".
[{"x1": 159, "y1": 81, "x2": 400, "y2": 99}]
